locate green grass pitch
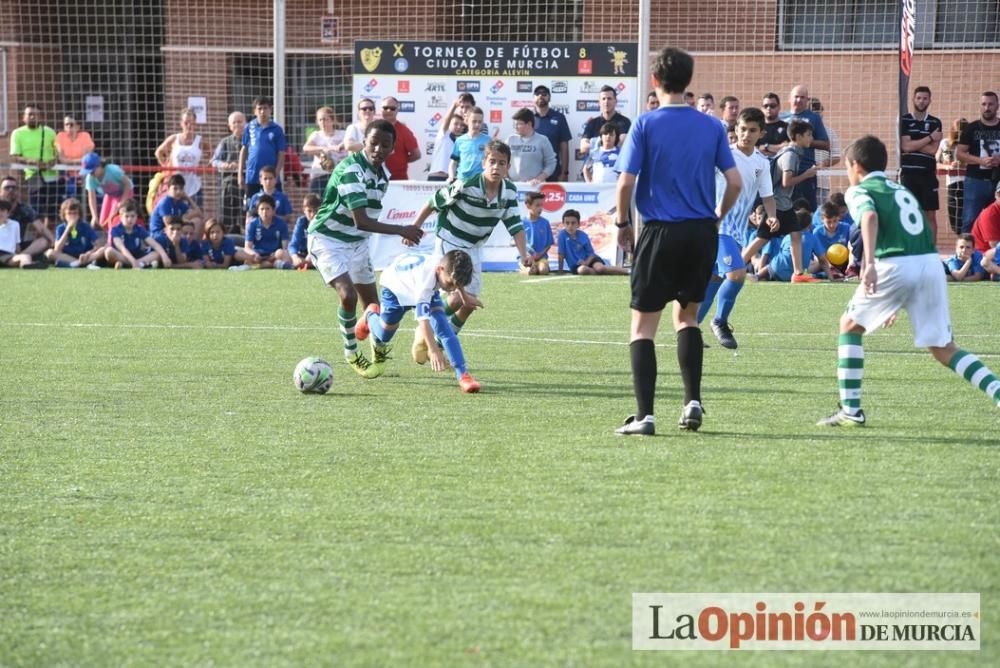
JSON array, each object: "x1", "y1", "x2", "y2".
[{"x1": 2, "y1": 270, "x2": 997, "y2": 666}]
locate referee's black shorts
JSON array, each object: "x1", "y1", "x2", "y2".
[{"x1": 630, "y1": 218, "x2": 718, "y2": 312}]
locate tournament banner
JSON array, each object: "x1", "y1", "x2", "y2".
[
  {"x1": 369, "y1": 181, "x2": 620, "y2": 271},
  {"x1": 353, "y1": 40, "x2": 638, "y2": 179}
]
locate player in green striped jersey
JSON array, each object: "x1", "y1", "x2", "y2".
[
  {"x1": 818, "y1": 135, "x2": 1000, "y2": 426},
  {"x1": 307, "y1": 120, "x2": 423, "y2": 378},
  {"x1": 408, "y1": 141, "x2": 530, "y2": 362}
]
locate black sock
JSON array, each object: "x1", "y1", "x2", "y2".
[
  {"x1": 676, "y1": 326, "x2": 704, "y2": 404},
  {"x1": 630, "y1": 339, "x2": 657, "y2": 419}
]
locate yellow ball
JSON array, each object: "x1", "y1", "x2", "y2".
[{"x1": 826, "y1": 243, "x2": 849, "y2": 267}]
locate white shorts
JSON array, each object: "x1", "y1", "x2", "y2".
[
  {"x1": 433, "y1": 237, "x2": 483, "y2": 296},
  {"x1": 308, "y1": 234, "x2": 375, "y2": 286},
  {"x1": 846, "y1": 253, "x2": 952, "y2": 348}
]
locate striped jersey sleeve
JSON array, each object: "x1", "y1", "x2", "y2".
[
  {"x1": 308, "y1": 152, "x2": 389, "y2": 243},
  {"x1": 432, "y1": 176, "x2": 524, "y2": 248}
]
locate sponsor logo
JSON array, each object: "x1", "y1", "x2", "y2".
[
  {"x1": 363, "y1": 78, "x2": 379, "y2": 93},
  {"x1": 538, "y1": 183, "x2": 566, "y2": 213},
  {"x1": 457, "y1": 81, "x2": 481, "y2": 92},
  {"x1": 511, "y1": 100, "x2": 536, "y2": 109},
  {"x1": 551, "y1": 104, "x2": 570, "y2": 116},
  {"x1": 360, "y1": 47, "x2": 382, "y2": 72},
  {"x1": 551, "y1": 80, "x2": 568, "y2": 94},
  {"x1": 393, "y1": 57, "x2": 409, "y2": 73},
  {"x1": 427, "y1": 112, "x2": 443, "y2": 129},
  {"x1": 580, "y1": 81, "x2": 599, "y2": 94},
  {"x1": 486, "y1": 96, "x2": 506, "y2": 107},
  {"x1": 490, "y1": 110, "x2": 503, "y2": 124},
  {"x1": 399, "y1": 101, "x2": 416, "y2": 113},
  {"x1": 425, "y1": 81, "x2": 446, "y2": 92},
  {"x1": 392, "y1": 43, "x2": 405, "y2": 57},
  {"x1": 567, "y1": 192, "x2": 599, "y2": 204},
  {"x1": 577, "y1": 100, "x2": 600, "y2": 112},
  {"x1": 490, "y1": 80, "x2": 505, "y2": 94},
  {"x1": 516, "y1": 81, "x2": 534, "y2": 93},
  {"x1": 428, "y1": 95, "x2": 448, "y2": 108},
  {"x1": 397, "y1": 80, "x2": 410, "y2": 93},
  {"x1": 616, "y1": 82, "x2": 627, "y2": 93},
  {"x1": 577, "y1": 59, "x2": 593, "y2": 75},
  {"x1": 425, "y1": 141, "x2": 435, "y2": 154}
]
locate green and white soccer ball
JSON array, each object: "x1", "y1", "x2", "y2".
[{"x1": 294, "y1": 357, "x2": 334, "y2": 394}]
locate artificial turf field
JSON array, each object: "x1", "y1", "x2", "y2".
[{"x1": 2, "y1": 269, "x2": 997, "y2": 666}]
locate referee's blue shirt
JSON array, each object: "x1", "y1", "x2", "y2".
[{"x1": 618, "y1": 104, "x2": 735, "y2": 222}]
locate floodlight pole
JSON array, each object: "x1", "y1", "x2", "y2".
[{"x1": 274, "y1": 0, "x2": 286, "y2": 126}]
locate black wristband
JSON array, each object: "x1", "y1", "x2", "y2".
[{"x1": 614, "y1": 219, "x2": 630, "y2": 229}]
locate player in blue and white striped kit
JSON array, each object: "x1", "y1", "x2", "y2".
[
  {"x1": 354, "y1": 249, "x2": 482, "y2": 393},
  {"x1": 697, "y1": 107, "x2": 779, "y2": 349}
]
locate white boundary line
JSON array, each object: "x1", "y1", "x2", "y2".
[{"x1": 521, "y1": 275, "x2": 579, "y2": 284}]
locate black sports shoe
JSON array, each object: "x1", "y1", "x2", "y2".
[
  {"x1": 615, "y1": 414, "x2": 655, "y2": 436},
  {"x1": 711, "y1": 320, "x2": 737, "y2": 349},
  {"x1": 678, "y1": 401, "x2": 704, "y2": 431}
]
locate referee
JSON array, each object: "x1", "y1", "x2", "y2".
[{"x1": 614, "y1": 47, "x2": 742, "y2": 435}]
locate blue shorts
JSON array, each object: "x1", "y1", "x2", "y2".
[
  {"x1": 379, "y1": 286, "x2": 447, "y2": 327},
  {"x1": 712, "y1": 234, "x2": 747, "y2": 276}
]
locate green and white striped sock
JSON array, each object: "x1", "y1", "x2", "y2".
[
  {"x1": 338, "y1": 307, "x2": 358, "y2": 358},
  {"x1": 444, "y1": 303, "x2": 464, "y2": 334},
  {"x1": 948, "y1": 350, "x2": 1000, "y2": 406},
  {"x1": 837, "y1": 333, "x2": 864, "y2": 414}
]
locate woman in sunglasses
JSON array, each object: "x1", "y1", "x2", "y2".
[{"x1": 344, "y1": 98, "x2": 377, "y2": 153}]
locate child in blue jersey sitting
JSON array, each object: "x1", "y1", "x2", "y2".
[
  {"x1": 812, "y1": 200, "x2": 852, "y2": 252},
  {"x1": 758, "y1": 211, "x2": 831, "y2": 281},
  {"x1": 448, "y1": 107, "x2": 491, "y2": 182},
  {"x1": 237, "y1": 194, "x2": 292, "y2": 270},
  {"x1": 105, "y1": 199, "x2": 170, "y2": 269},
  {"x1": 520, "y1": 191, "x2": 554, "y2": 274},
  {"x1": 946, "y1": 234, "x2": 987, "y2": 282},
  {"x1": 47, "y1": 198, "x2": 105, "y2": 268},
  {"x1": 245, "y1": 165, "x2": 294, "y2": 229},
  {"x1": 289, "y1": 192, "x2": 319, "y2": 270},
  {"x1": 355, "y1": 249, "x2": 482, "y2": 393},
  {"x1": 149, "y1": 173, "x2": 204, "y2": 237},
  {"x1": 556, "y1": 209, "x2": 628, "y2": 275},
  {"x1": 201, "y1": 218, "x2": 237, "y2": 269}
]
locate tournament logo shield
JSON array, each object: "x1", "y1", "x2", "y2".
[{"x1": 360, "y1": 47, "x2": 382, "y2": 73}]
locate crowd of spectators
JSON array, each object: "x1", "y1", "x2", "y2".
[{"x1": 3, "y1": 87, "x2": 998, "y2": 279}]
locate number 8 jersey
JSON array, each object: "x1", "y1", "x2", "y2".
[{"x1": 845, "y1": 171, "x2": 936, "y2": 259}]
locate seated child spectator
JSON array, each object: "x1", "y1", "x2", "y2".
[
  {"x1": 47, "y1": 198, "x2": 104, "y2": 268},
  {"x1": 556, "y1": 209, "x2": 628, "y2": 275},
  {"x1": 757, "y1": 212, "x2": 830, "y2": 281},
  {"x1": 0, "y1": 199, "x2": 38, "y2": 268},
  {"x1": 152, "y1": 216, "x2": 201, "y2": 268},
  {"x1": 812, "y1": 200, "x2": 852, "y2": 252},
  {"x1": 449, "y1": 106, "x2": 490, "y2": 182},
  {"x1": 982, "y1": 246, "x2": 1000, "y2": 281},
  {"x1": 238, "y1": 194, "x2": 292, "y2": 269},
  {"x1": 506, "y1": 108, "x2": 556, "y2": 184},
  {"x1": 521, "y1": 191, "x2": 554, "y2": 275},
  {"x1": 810, "y1": 192, "x2": 853, "y2": 229},
  {"x1": 201, "y1": 218, "x2": 237, "y2": 269},
  {"x1": 289, "y1": 193, "x2": 319, "y2": 270},
  {"x1": 946, "y1": 233, "x2": 987, "y2": 282},
  {"x1": 582, "y1": 122, "x2": 622, "y2": 184},
  {"x1": 354, "y1": 249, "x2": 482, "y2": 393},
  {"x1": 105, "y1": 199, "x2": 170, "y2": 269},
  {"x1": 149, "y1": 173, "x2": 204, "y2": 237},
  {"x1": 245, "y1": 165, "x2": 293, "y2": 228}
]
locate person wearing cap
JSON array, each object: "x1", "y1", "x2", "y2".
[
  {"x1": 532, "y1": 85, "x2": 571, "y2": 182},
  {"x1": 9, "y1": 104, "x2": 59, "y2": 225},
  {"x1": 80, "y1": 152, "x2": 134, "y2": 236},
  {"x1": 971, "y1": 180, "x2": 1000, "y2": 252}
]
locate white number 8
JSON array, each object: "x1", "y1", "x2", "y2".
[{"x1": 894, "y1": 189, "x2": 924, "y2": 235}]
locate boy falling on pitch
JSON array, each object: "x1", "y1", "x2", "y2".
[
  {"x1": 818, "y1": 135, "x2": 1000, "y2": 426},
  {"x1": 354, "y1": 250, "x2": 482, "y2": 393},
  {"x1": 409, "y1": 140, "x2": 530, "y2": 363},
  {"x1": 307, "y1": 119, "x2": 424, "y2": 378}
]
